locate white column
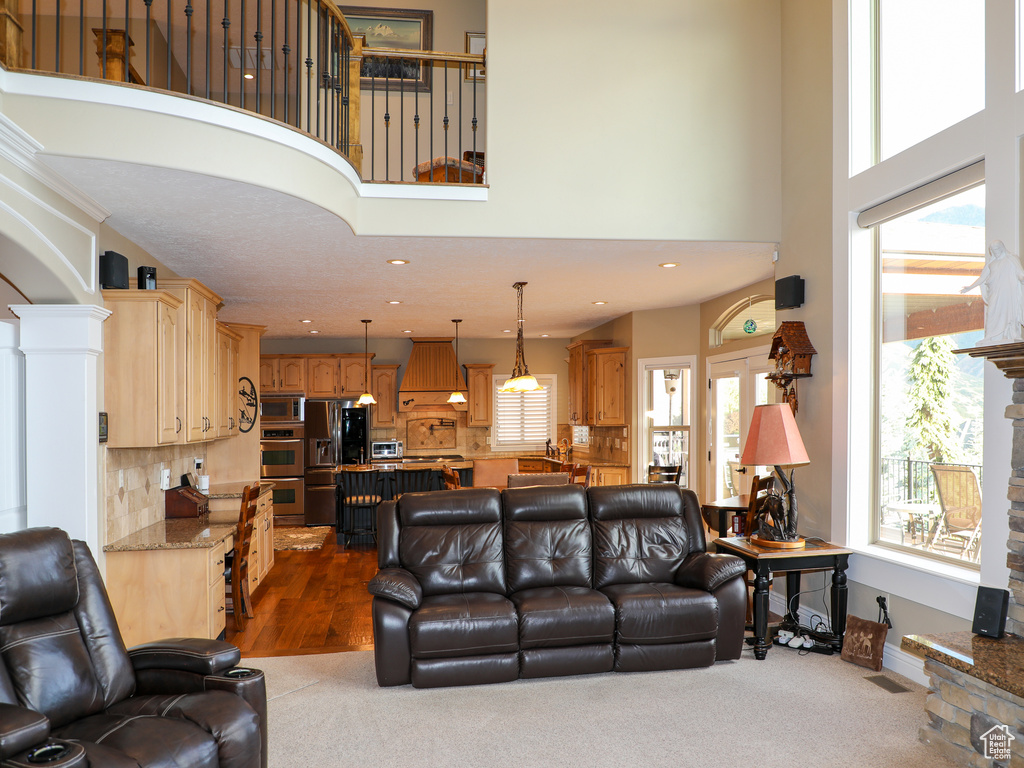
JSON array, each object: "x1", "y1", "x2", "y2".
[
  {"x1": 8, "y1": 305, "x2": 111, "y2": 554},
  {"x1": 0, "y1": 320, "x2": 26, "y2": 533}
]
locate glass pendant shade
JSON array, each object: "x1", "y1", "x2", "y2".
[
  {"x1": 359, "y1": 319, "x2": 376, "y2": 405},
  {"x1": 448, "y1": 318, "x2": 467, "y2": 403},
  {"x1": 497, "y1": 282, "x2": 543, "y2": 393}
]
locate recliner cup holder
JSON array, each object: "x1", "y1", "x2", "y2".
[
  {"x1": 223, "y1": 667, "x2": 257, "y2": 679},
  {"x1": 26, "y1": 743, "x2": 73, "y2": 764}
]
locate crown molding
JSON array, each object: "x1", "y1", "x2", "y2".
[{"x1": 0, "y1": 112, "x2": 111, "y2": 223}]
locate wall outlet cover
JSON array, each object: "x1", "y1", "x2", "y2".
[{"x1": 160, "y1": 468, "x2": 171, "y2": 491}]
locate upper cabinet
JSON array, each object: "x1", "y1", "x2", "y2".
[
  {"x1": 215, "y1": 323, "x2": 242, "y2": 438},
  {"x1": 160, "y1": 278, "x2": 222, "y2": 442},
  {"x1": 371, "y1": 365, "x2": 400, "y2": 428},
  {"x1": 464, "y1": 364, "x2": 494, "y2": 427},
  {"x1": 566, "y1": 340, "x2": 610, "y2": 425},
  {"x1": 260, "y1": 356, "x2": 306, "y2": 393},
  {"x1": 339, "y1": 355, "x2": 369, "y2": 396},
  {"x1": 588, "y1": 347, "x2": 628, "y2": 426},
  {"x1": 103, "y1": 289, "x2": 184, "y2": 448},
  {"x1": 307, "y1": 357, "x2": 340, "y2": 397}
]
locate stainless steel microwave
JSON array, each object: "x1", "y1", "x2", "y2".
[
  {"x1": 261, "y1": 396, "x2": 304, "y2": 423},
  {"x1": 371, "y1": 440, "x2": 403, "y2": 461}
]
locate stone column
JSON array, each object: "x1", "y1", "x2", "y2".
[
  {"x1": 8, "y1": 305, "x2": 111, "y2": 555},
  {"x1": 1008, "y1": 379, "x2": 1024, "y2": 635}
]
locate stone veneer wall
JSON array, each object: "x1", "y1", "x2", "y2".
[
  {"x1": 1007, "y1": 379, "x2": 1024, "y2": 637},
  {"x1": 104, "y1": 444, "x2": 208, "y2": 543},
  {"x1": 920, "y1": 657, "x2": 1024, "y2": 767}
]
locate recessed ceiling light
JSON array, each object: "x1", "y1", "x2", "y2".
[
  {"x1": 592, "y1": 301, "x2": 607, "y2": 305},
  {"x1": 402, "y1": 329, "x2": 413, "y2": 333},
  {"x1": 502, "y1": 329, "x2": 512, "y2": 333},
  {"x1": 243, "y1": 73, "x2": 254, "y2": 80},
  {"x1": 309, "y1": 330, "x2": 319, "y2": 334},
  {"x1": 387, "y1": 259, "x2": 410, "y2": 265},
  {"x1": 659, "y1": 262, "x2": 679, "y2": 268},
  {"x1": 540, "y1": 334, "x2": 550, "y2": 338},
  {"x1": 301, "y1": 319, "x2": 312, "y2": 323},
  {"x1": 387, "y1": 300, "x2": 402, "y2": 305}
]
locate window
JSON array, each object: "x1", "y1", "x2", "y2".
[
  {"x1": 639, "y1": 360, "x2": 693, "y2": 488},
  {"x1": 872, "y1": 184, "x2": 985, "y2": 565},
  {"x1": 854, "y1": 0, "x2": 985, "y2": 168},
  {"x1": 492, "y1": 374, "x2": 556, "y2": 449}
]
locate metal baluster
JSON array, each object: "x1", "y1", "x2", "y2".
[
  {"x1": 30, "y1": 0, "x2": 35, "y2": 69},
  {"x1": 240, "y1": 0, "x2": 245, "y2": 109},
  {"x1": 254, "y1": 0, "x2": 262, "y2": 114},
  {"x1": 123, "y1": 0, "x2": 129, "y2": 81},
  {"x1": 102, "y1": 0, "x2": 107, "y2": 79},
  {"x1": 305, "y1": 0, "x2": 311, "y2": 133},
  {"x1": 270, "y1": 0, "x2": 275, "y2": 118},
  {"x1": 384, "y1": 68, "x2": 389, "y2": 181},
  {"x1": 370, "y1": 75, "x2": 375, "y2": 179},
  {"x1": 315, "y1": 5, "x2": 322, "y2": 138},
  {"x1": 222, "y1": 0, "x2": 229, "y2": 102},
  {"x1": 283, "y1": 0, "x2": 290, "y2": 124},
  {"x1": 413, "y1": 71, "x2": 419, "y2": 175},
  {"x1": 185, "y1": 0, "x2": 193, "y2": 92},
  {"x1": 329, "y1": 18, "x2": 335, "y2": 146},
  {"x1": 472, "y1": 63, "x2": 477, "y2": 179},
  {"x1": 205, "y1": 0, "x2": 210, "y2": 98},
  {"x1": 429, "y1": 61, "x2": 433, "y2": 180},
  {"x1": 145, "y1": 0, "x2": 153, "y2": 85},
  {"x1": 341, "y1": 37, "x2": 349, "y2": 151},
  {"x1": 54, "y1": 0, "x2": 60, "y2": 71},
  {"x1": 443, "y1": 61, "x2": 449, "y2": 176},
  {"x1": 399, "y1": 57, "x2": 404, "y2": 180},
  {"x1": 458, "y1": 58, "x2": 462, "y2": 180},
  {"x1": 166, "y1": 0, "x2": 170, "y2": 89},
  {"x1": 294, "y1": 0, "x2": 300, "y2": 127},
  {"x1": 79, "y1": 0, "x2": 84, "y2": 74}
]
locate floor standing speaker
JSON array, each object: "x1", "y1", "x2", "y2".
[{"x1": 972, "y1": 586, "x2": 1009, "y2": 638}]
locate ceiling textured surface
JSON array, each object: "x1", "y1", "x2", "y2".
[{"x1": 43, "y1": 157, "x2": 776, "y2": 340}]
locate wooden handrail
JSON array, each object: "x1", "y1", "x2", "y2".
[{"x1": 362, "y1": 46, "x2": 485, "y2": 66}]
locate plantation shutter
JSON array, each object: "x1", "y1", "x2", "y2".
[{"x1": 493, "y1": 375, "x2": 555, "y2": 447}]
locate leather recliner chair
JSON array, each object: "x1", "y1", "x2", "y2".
[{"x1": 0, "y1": 527, "x2": 267, "y2": 768}]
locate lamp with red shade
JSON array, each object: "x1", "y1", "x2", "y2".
[{"x1": 740, "y1": 403, "x2": 810, "y2": 548}]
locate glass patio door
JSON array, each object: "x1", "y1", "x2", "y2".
[{"x1": 639, "y1": 358, "x2": 694, "y2": 487}]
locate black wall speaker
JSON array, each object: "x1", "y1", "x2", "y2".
[
  {"x1": 99, "y1": 251, "x2": 129, "y2": 289},
  {"x1": 972, "y1": 586, "x2": 1009, "y2": 638},
  {"x1": 775, "y1": 275, "x2": 805, "y2": 310}
]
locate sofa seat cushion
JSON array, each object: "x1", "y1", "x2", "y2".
[
  {"x1": 601, "y1": 583, "x2": 718, "y2": 645},
  {"x1": 511, "y1": 586, "x2": 615, "y2": 649},
  {"x1": 409, "y1": 593, "x2": 518, "y2": 660},
  {"x1": 54, "y1": 711, "x2": 222, "y2": 768}
]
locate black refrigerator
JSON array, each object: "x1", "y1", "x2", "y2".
[{"x1": 303, "y1": 400, "x2": 370, "y2": 525}]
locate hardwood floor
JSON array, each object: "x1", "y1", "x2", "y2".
[{"x1": 226, "y1": 536, "x2": 378, "y2": 658}]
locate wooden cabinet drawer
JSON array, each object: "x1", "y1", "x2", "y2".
[
  {"x1": 517, "y1": 458, "x2": 547, "y2": 473},
  {"x1": 207, "y1": 541, "x2": 226, "y2": 587},
  {"x1": 208, "y1": 578, "x2": 226, "y2": 637}
]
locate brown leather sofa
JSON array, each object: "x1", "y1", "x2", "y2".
[
  {"x1": 368, "y1": 483, "x2": 747, "y2": 688},
  {"x1": 0, "y1": 528, "x2": 267, "y2": 768}
]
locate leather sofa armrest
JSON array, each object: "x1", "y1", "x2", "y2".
[
  {"x1": 368, "y1": 568, "x2": 423, "y2": 610},
  {"x1": 675, "y1": 553, "x2": 746, "y2": 592},
  {"x1": 128, "y1": 637, "x2": 241, "y2": 676},
  {"x1": 0, "y1": 703, "x2": 49, "y2": 760}
]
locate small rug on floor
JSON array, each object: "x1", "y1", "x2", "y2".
[{"x1": 273, "y1": 526, "x2": 332, "y2": 551}]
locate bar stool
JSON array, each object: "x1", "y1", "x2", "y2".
[
  {"x1": 338, "y1": 470, "x2": 383, "y2": 546},
  {"x1": 392, "y1": 467, "x2": 436, "y2": 498}
]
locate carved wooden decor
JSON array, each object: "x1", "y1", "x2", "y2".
[{"x1": 767, "y1": 321, "x2": 816, "y2": 413}]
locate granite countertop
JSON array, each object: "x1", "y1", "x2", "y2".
[
  {"x1": 902, "y1": 631, "x2": 1024, "y2": 698},
  {"x1": 206, "y1": 480, "x2": 274, "y2": 500},
  {"x1": 104, "y1": 512, "x2": 237, "y2": 553}
]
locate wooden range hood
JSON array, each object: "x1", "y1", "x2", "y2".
[{"x1": 398, "y1": 338, "x2": 468, "y2": 412}]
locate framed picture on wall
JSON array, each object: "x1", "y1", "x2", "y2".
[
  {"x1": 341, "y1": 6, "x2": 433, "y2": 92},
  {"x1": 465, "y1": 31, "x2": 485, "y2": 82}
]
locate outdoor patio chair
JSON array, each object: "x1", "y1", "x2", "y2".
[{"x1": 929, "y1": 464, "x2": 983, "y2": 561}]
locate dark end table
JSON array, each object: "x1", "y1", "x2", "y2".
[{"x1": 713, "y1": 536, "x2": 852, "y2": 660}]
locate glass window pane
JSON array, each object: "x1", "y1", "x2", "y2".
[
  {"x1": 876, "y1": 185, "x2": 985, "y2": 563},
  {"x1": 879, "y1": 0, "x2": 984, "y2": 160},
  {"x1": 714, "y1": 377, "x2": 741, "y2": 499}
]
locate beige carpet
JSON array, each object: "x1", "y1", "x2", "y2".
[
  {"x1": 247, "y1": 648, "x2": 957, "y2": 768},
  {"x1": 272, "y1": 526, "x2": 332, "y2": 551}
]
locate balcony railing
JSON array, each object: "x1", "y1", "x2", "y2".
[{"x1": 0, "y1": 0, "x2": 484, "y2": 183}]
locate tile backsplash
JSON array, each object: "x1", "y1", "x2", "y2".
[{"x1": 104, "y1": 444, "x2": 208, "y2": 544}]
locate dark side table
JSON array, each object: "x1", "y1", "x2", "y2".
[{"x1": 713, "y1": 536, "x2": 852, "y2": 660}]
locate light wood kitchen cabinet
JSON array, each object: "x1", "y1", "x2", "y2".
[
  {"x1": 160, "y1": 278, "x2": 222, "y2": 442},
  {"x1": 260, "y1": 356, "x2": 306, "y2": 393},
  {"x1": 307, "y1": 356, "x2": 340, "y2": 397},
  {"x1": 588, "y1": 347, "x2": 628, "y2": 426},
  {"x1": 566, "y1": 340, "x2": 610, "y2": 426},
  {"x1": 339, "y1": 355, "x2": 370, "y2": 396},
  {"x1": 371, "y1": 364, "x2": 400, "y2": 428},
  {"x1": 102, "y1": 290, "x2": 184, "y2": 448},
  {"x1": 464, "y1": 364, "x2": 494, "y2": 427},
  {"x1": 248, "y1": 493, "x2": 275, "y2": 592},
  {"x1": 215, "y1": 323, "x2": 242, "y2": 438},
  {"x1": 106, "y1": 540, "x2": 228, "y2": 648},
  {"x1": 593, "y1": 466, "x2": 629, "y2": 486}
]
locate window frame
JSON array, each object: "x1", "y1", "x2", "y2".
[{"x1": 491, "y1": 373, "x2": 557, "y2": 451}]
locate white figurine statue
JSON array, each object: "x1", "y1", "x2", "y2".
[{"x1": 961, "y1": 240, "x2": 1024, "y2": 346}]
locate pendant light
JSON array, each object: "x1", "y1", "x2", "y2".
[
  {"x1": 498, "y1": 281, "x2": 542, "y2": 393},
  {"x1": 357, "y1": 319, "x2": 376, "y2": 406},
  {"x1": 447, "y1": 319, "x2": 467, "y2": 404}
]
